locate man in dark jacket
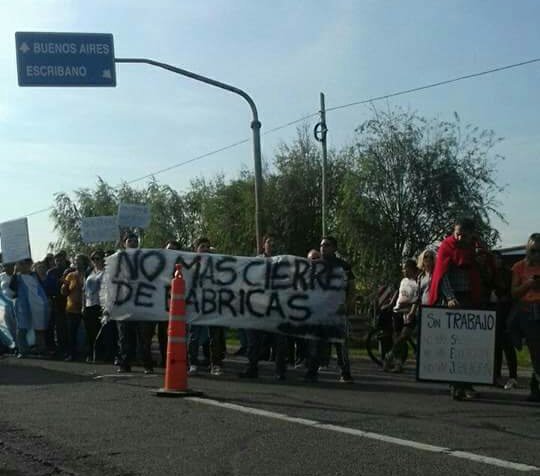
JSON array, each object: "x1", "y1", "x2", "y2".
[{"x1": 304, "y1": 236, "x2": 354, "y2": 383}]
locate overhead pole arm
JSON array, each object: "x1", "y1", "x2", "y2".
[{"x1": 115, "y1": 57, "x2": 263, "y2": 252}]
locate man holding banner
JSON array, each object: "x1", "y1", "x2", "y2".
[
  {"x1": 116, "y1": 232, "x2": 155, "y2": 374},
  {"x1": 100, "y1": 237, "x2": 349, "y2": 379},
  {"x1": 304, "y1": 236, "x2": 354, "y2": 384},
  {"x1": 187, "y1": 237, "x2": 226, "y2": 377},
  {"x1": 239, "y1": 234, "x2": 288, "y2": 380}
]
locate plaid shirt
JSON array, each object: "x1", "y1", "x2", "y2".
[{"x1": 440, "y1": 264, "x2": 470, "y2": 301}]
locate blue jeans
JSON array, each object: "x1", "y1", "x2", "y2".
[{"x1": 188, "y1": 325, "x2": 209, "y2": 366}]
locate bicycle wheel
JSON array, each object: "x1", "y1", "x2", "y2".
[{"x1": 366, "y1": 328, "x2": 385, "y2": 367}]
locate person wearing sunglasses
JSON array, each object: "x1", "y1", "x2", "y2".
[{"x1": 511, "y1": 233, "x2": 540, "y2": 402}]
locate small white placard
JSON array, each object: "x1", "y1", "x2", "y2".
[
  {"x1": 418, "y1": 306, "x2": 496, "y2": 385},
  {"x1": 81, "y1": 216, "x2": 119, "y2": 244},
  {"x1": 0, "y1": 218, "x2": 31, "y2": 263},
  {"x1": 117, "y1": 203, "x2": 151, "y2": 228}
]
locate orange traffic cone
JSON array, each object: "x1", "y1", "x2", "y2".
[{"x1": 156, "y1": 264, "x2": 202, "y2": 397}]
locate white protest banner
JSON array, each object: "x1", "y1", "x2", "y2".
[
  {"x1": 0, "y1": 218, "x2": 31, "y2": 263},
  {"x1": 117, "y1": 203, "x2": 151, "y2": 229},
  {"x1": 101, "y1": 249, "x2": 348, "y2": 341},
  {"x1": 81, "y1": 216, "x2": 119, "y2": 244},
  {"x1": 417, "y1": 306, "x2": 496, "y2": 385}
]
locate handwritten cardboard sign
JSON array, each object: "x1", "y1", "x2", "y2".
[
  {"x1": 81, "y1": 216, "x2": 119, "y2": 244},
  {"x1": 417, "y1": 306, "x2": 496, "y2": 385},
  {"x1": 0, "y1": 218, "x2": 31, "y2": 263},
  {"x1": 117, "y1": 203, "x2": 151, "y2": 229}
]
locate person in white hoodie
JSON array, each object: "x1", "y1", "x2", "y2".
[{"x1": 383, "y1": 258, "x2": 419, "y2": 373}]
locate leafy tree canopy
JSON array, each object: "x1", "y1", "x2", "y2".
[{"x1": 50, "y1": 108, "x2": 504, "y2": 293}]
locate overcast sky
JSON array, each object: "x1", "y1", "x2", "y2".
[{"x1": 1, "y1": 0, "x2": 539, "y2": 259}]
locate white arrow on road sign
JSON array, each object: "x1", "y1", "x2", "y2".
[{"x1": 16, "y1": 32, "x2": 116, "y2": 87}]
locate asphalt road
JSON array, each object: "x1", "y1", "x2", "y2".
[{"x1": 0, "y1": 354, "x2": 539, "y2": 476}]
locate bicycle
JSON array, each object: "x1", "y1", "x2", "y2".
[{"x1": 366, "y1": 309, "x2": 417, "y2": 367}]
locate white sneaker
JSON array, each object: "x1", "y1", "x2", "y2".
[
  {"x1": 188, "y1": 365, "x2": 198, "y2": 376},
  {"x1": 211, "y1": 365, "x2": 223, "y2": 376},
  {"x1": 504, "y1": 378, "x2": 518, "y2": 390}
]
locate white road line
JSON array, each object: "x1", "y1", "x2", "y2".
[{"x1": 186, "y1": 397, "x2": 539, "y2": 473}]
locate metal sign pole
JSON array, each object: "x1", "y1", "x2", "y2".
[{"x1": 114, "y1": 58, "x2": 263, "y2": 253}]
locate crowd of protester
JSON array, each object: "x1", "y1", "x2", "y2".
[
  {"x1": 0, "y1": 222, "x2": 539, "y2": 402},
  {"x1": 379, "y1": 220, "x2": 539, "y2": 402}
]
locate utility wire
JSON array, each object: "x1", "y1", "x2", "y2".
[
  {"x1": 326, "y1": 57, "x2": 540, "y2": 113},
  {"x1": 263, "y1": 112, "x2": 319, "y2": 135},
  {"x1": 123, "y1": 112, "x2": 319, "y2": 185},
  {"x1": 19, "y1": 57, "x2": 540, "y2": 219},
  {"x1": 124, "y1": 138, "x2": 250, "y2": 185},
  {"x1": 20, "y1": 112, "x2": 320, "y2": 218},
  {"x1": 26, "y1": 206, "x2": 54, "y2": 217}
]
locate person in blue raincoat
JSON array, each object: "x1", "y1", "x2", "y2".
[
  {"x1": 10, "y1": 258, "x2": 49, "y2": 357},
  {"x1": 0, "y1": 260, "x2": 17, "y2": 352}
]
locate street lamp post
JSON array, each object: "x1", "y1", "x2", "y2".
[{"x1": 115, "y1": 57, "x2": 263, "y2": 252}]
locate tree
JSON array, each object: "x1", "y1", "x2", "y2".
[
  {"x1": 187, "y1": 172, "x2": 256, "y2": 255},
  {"x1": 183, "y1": 126, "x2": 349, "y2": 257},
  {"x1": 49, "y1": 108, "x2": 505, "y2": 297},
  {"x1": 336, "y1": 107, "x2": 504, "y2": 287},
  {"x1": 264, "y1": 125, "x2": 349, "y2": 256},
  {"x1": 50, "y1": 177, "x2": 192, "y2": 255}
]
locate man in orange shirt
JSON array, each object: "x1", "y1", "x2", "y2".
[
  {"x1": 61, "y1": 254, "x2": 89, "y2": 361},
  {"x1": 511, "y1": 233, "x2": 540, "y2": 402}
]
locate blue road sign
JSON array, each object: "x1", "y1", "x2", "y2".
[{"x1": 15, "y1": 32, "x2": 116, "y2": 87}]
